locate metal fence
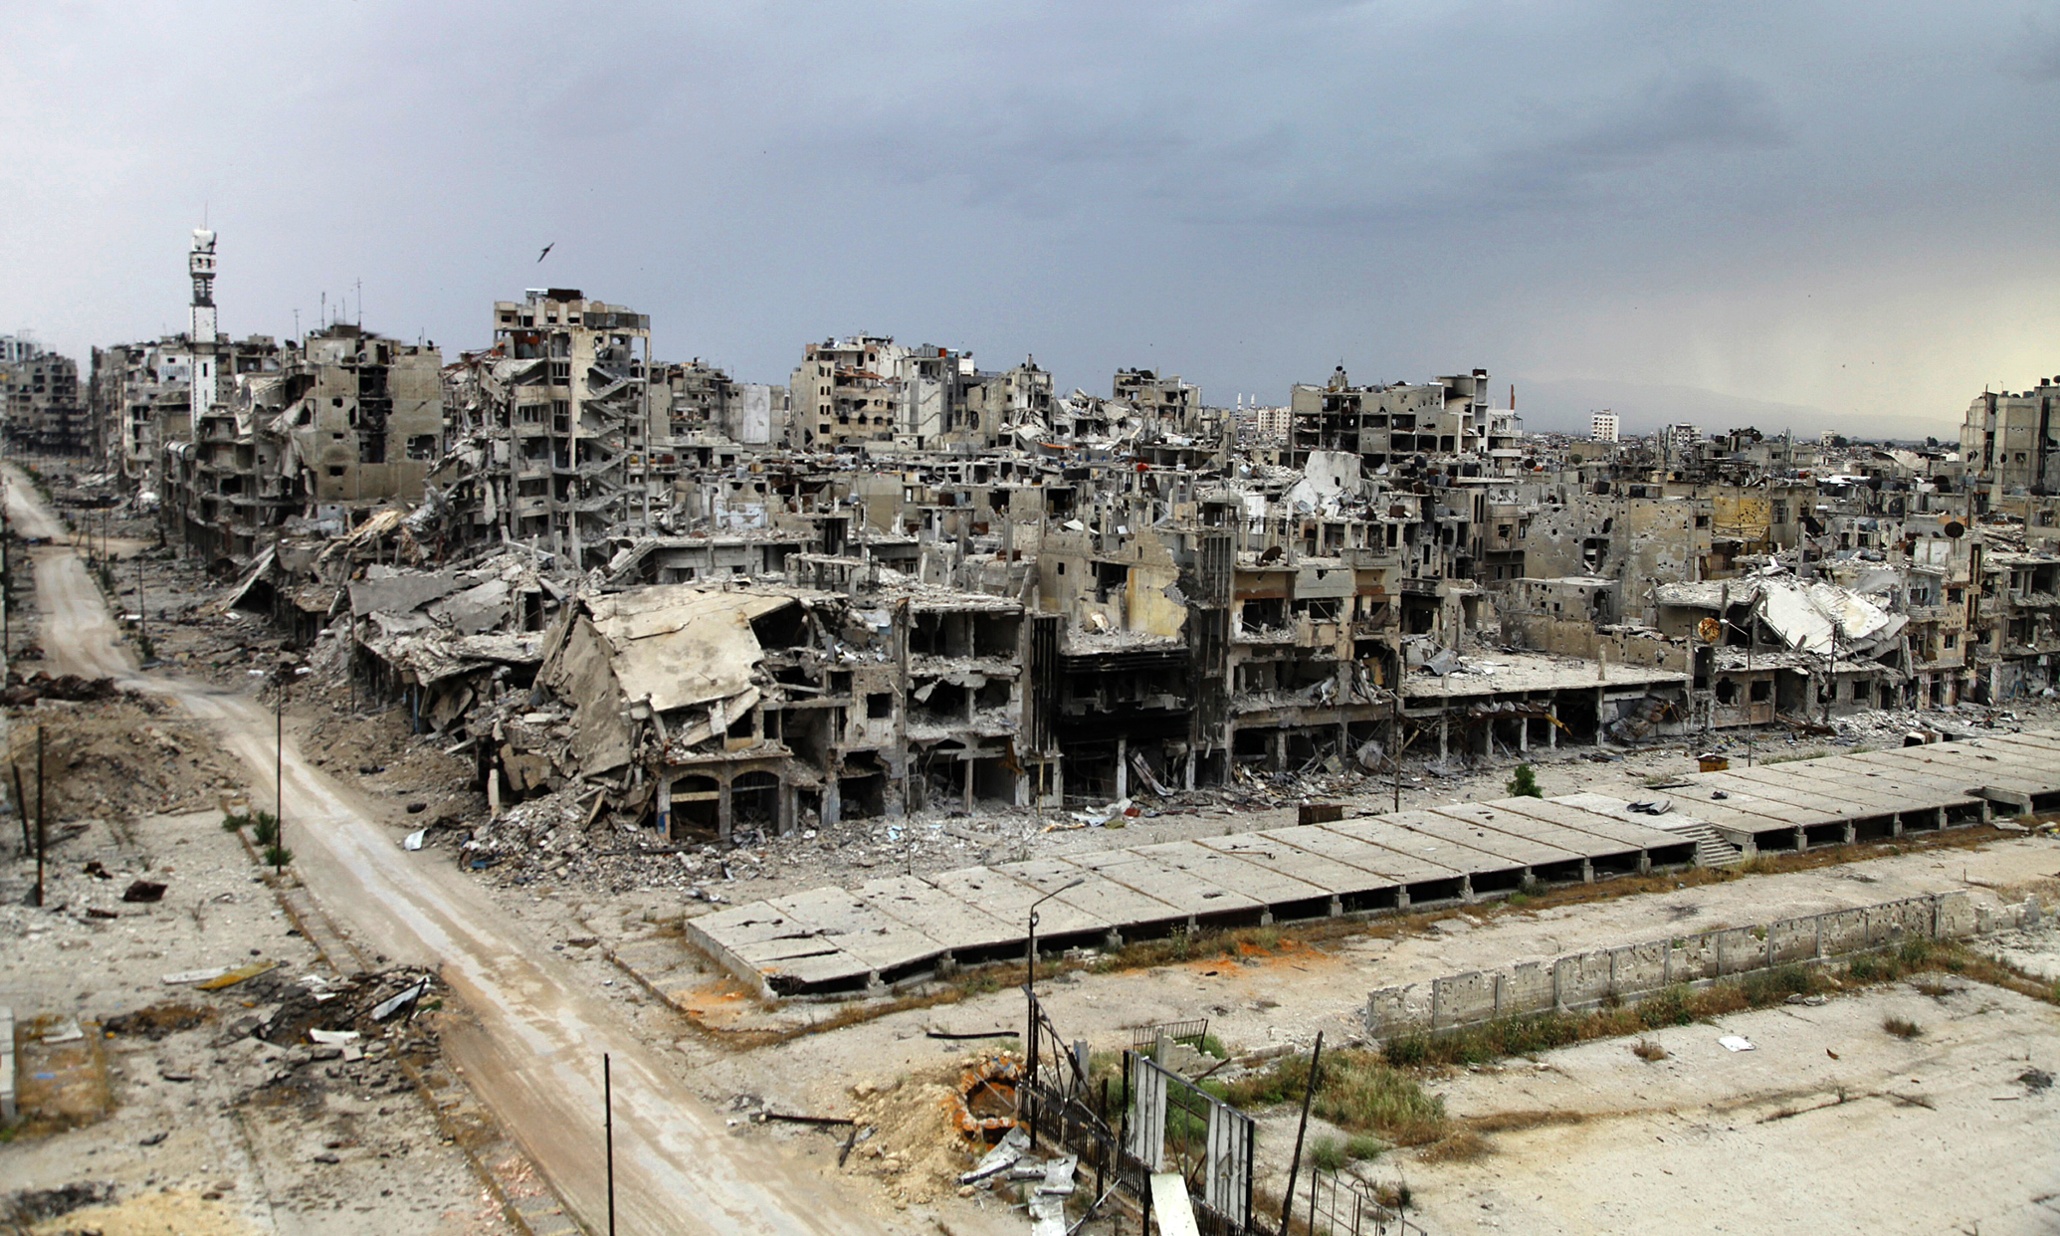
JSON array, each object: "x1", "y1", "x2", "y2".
[
  {"x1": 1020, "y1": 992, "x2": 1269, "y2": 1236},
  {"x1": 1304, "y1": 1169, "x2": 1428, "y2": 1236}
]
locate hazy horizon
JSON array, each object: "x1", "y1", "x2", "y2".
[{"x1": 7, "y1": 3, "x2": 2058, "y2": 437}]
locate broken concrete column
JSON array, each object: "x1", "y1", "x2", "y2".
[{"x1": 1115, "y1": 737, "x2": 1128, "y2": 799}]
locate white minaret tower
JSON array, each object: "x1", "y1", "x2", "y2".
[{"x1": 188, "y1": 227, "x2": 218, "y2": 342}]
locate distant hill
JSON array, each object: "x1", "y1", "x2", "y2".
[{"x1": 1509, "y1": 376, "x2": 1962, "y2": 444}]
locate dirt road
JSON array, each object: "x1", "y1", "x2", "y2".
[{"x1": 4, "y1": 468, "x2": 899, "y2": 1236}]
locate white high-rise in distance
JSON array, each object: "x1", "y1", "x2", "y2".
[{"x1": 1590, "y1": 410, "x2": 1619, "y2": 442}]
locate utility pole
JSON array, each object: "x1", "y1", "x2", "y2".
[
  {"x1": 604, "y1": 1052, "x2": 617, "y2": 1236},
  {"x1": 274, "y1": 663, "x2": 286, "y2": 873},
  {"x1": 1391, "y1": 684, "x2": 1403, "y2": 812},
  {"x1": 34, "y1": 725, "x2": 46, "y2": 907},
  {"x1": 136, "y1": 549, "x2": 147, "y2": 657}
]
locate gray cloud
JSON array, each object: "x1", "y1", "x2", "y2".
[{"x1": 5, "y1": 2, "x2": 2060, "y2": 434}]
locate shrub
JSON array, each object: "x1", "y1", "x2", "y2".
[
  {"x1": 1309, "y1": 1136, "x2": 1346, "y2": 1172},
  {"x1": 262, "y1": 844, "x2": 293, "y2": 869},
  {"x1": 1632, "y1": 1039, "x2": 1668, "y2": 1062},
  {"x1": 1344, "y1": 1134, "x2": 1383, "y2": 1161},
  {"x1": 1882, "y1": 1016, "x2": 1922, "y2": 1040},
  {"x1": 1506, "y1": 765, "x2": 1543, "y2": 798}
]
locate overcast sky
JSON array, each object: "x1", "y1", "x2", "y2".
[{"x1": 7, "y1": 2, "x2": 2060, "y2": 436}]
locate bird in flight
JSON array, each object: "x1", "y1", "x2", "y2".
[{"x1": 537, "y1": 242, "x2": 555, "y2": 263}]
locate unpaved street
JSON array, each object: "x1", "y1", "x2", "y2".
[{"x1": 4, "y1": 467, "x2": 899, "y2": 1235}]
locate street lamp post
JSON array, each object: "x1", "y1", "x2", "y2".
[
  {"x1": 1022, "y1": 875, "x2": 1084, "y2": 1150},
  {"x1": 1025, "y1": 875, "x2": 1086, "y2": 1006}
]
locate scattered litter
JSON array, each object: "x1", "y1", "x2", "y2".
[
  {"x1": 307, "y1": 1028, "x2": 361, "y2": 1046},
  {"x1": 371, "y1": 979, "x2": 429, "y2": 1022},
  {"x1": 196, "y1": 961, "x2": 276, "y2": 991},
  {"x1": 40, "y1": 1018, "x2": 84, "y2": 1045},
  {"x1": 120, "y1": 879, "x2": 168, "y2": 903},
  {"x1": 402, "y1": 828, "x2": 428, "y2": 851},
  {"x1": 1719, "y1": 1035, "x2": 1756, "y2": 1052},
  {"x1": 959, "y1": 1126, "x2": 1030, "y2": 1184}
]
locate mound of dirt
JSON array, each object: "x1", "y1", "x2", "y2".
[
  {"x1": 846, "y1": 1061, "x2": 994, "y2": 1206},
  {"x1": 6, "y1": 697, "x2": 243, "y2": 819}
]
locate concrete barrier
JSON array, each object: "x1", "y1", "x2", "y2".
[{"x1": 1365, "y1": 891, "x2": 1983, "y2": 1040}]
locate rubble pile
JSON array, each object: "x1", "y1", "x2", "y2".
[
  {"x1": 1, "y1": 670, "x2": 124, "y2": 706},
  {"x1": 5, "y1": 696, "x2": 243, "y2": 819}
]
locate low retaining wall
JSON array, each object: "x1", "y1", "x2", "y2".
[{"x1": 1363, "y1": 891, "x2": 2006, "y2": 1039}]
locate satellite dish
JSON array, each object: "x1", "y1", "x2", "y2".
[
  {"x1": 1697, "y1": 617, "x2": 1722, "y2": 643},
  {"x1": 1943, "y1": 520, "x2": 1966, "y2": 539}
]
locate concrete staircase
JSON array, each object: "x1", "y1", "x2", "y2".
[{"x1": 1665, "y1": 820, "x2": 1745, "y2": 868}]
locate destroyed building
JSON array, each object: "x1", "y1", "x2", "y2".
[
  {"x1": 1, "y1": 338, "x2": 87, "y2": 455},
  {"x1": 74, "y1": 227, "x2": 2060, "y2": 850}
]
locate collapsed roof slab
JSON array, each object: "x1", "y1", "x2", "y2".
[
  {"x1": 991, "y1": 857, "x2": 1191, "y2": 934},
  {"x1": 1475, "y1": 796, "x2": 1700, "y2": 851},
  {"x1": 1819, "y1": 753, "x2": 2001, "y2": 797},
  {"x1": 1191, "y1": 832, "x2": 1409, "y2": 899},
  {"x1": 1134, "y1": 839, "x2": 1336, "y2": 909},
  {"x1": 1557, "y1": 785, "x2": 1798, "y2": 836},
  {"x1": 680, "y1": 902, "x2": 871, "y2": 994},
  {"x1": 1420, "y1": 804, "x2": 1600, "y2": 861},
  {"x1": 764, "y1": 886, "x2": 952, "y2": 978},
  {"x1": 687, "y1": 729, "x2": 2060, "y2": 998},
  {"x1": 1323, "y1": 814, "x2": 1539, "y2": 873},
  {"x1": 1774, "y1": 760, "x2": 1986, "y2": 807},
  {"x1": 923, "y1": 866, "x2": 1108, "y2": 939},
  {"x1": 1066, "y1": 848, "x2": 1267, "y2": 922},
  {"x1": 1262, "y1": 823, "x2": 1457, "y2": 885},
  {"x1": 1717, "y1": 765, "x2": 1922, "y2": 817},
  {"x1": 1383, "y1": 810, "x2": 1579, "y2": 869},
  {"x1": 1688, "y1": 772, "x2": 1866, "y2": 822},
  {"x1": 858, "y1": 874, "x2": 1026, "y2": 956}
]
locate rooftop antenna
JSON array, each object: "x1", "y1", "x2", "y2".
[{"x1": 355, "y1": 277, "x2": 362, "y2": 328}]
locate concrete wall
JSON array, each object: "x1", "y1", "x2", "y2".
[{"x1": 1363, "y1": 891, "x2": 2008, "y2": 1039}]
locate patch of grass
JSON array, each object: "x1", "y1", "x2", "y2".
[
  {"x1": 262, "y1": 844, "x2": 293, "y2": 868},
  {"x1": 1911, "y1": 977, "x2": 1953, "y2": 1000},
  {"x1": 1418, "y1": 1130, "x2": 1489, "y2": 1163},
  {"x1": 1882, "y1": 1015, "x2": 1923, "y2": 1039},
  {"x1": 1632, "y1": 1038, "x2": 1668, "y2": 1062},
  {"x1": 1373, "y1": 1181, "x2": 1412, "y2": 1212},
  {"x1": 1308, "y1": 1135, "x2": 1346, "y2": 1172},
  {"x1": 1344, "y1": 1133, "x2": 1383, "y2": 1161},
  {"x1": 1214, "y1": 1048, "x2": 1447, "y2": 1146},
  {"x1": 1194, "y1": 1032, "x2": 1228, "y2": 1060}
]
